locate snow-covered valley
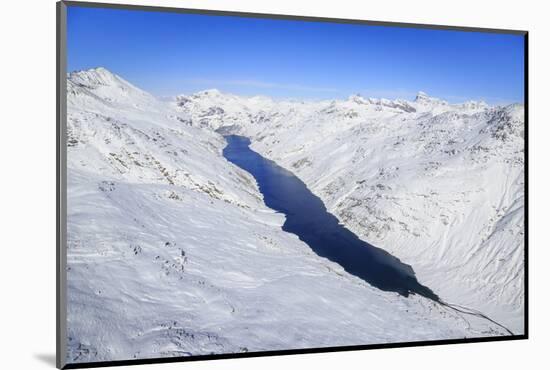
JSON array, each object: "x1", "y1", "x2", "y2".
[
  {"x1": 175, "y1": 87, "x2": 525, "y2": 333},
  {"x1": 65, "y1": 67, "x2": 524, "y2": 364}
]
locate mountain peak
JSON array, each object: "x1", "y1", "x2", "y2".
[
  {"x1": 414, "y1": 91, "x2": 431, "y2": 101},
  {"x1": 195, "y1": 89, "x2": 223, "y2": 97},
  {"x1": 69, "y1": 66, "x2": 114, "y2": 78},
  {"x1": 67, "y1": 67, "x2": 155, "y2": 106},
  {"x1": 68, "y1": 67, "x2": 124, "y2": 89},
  {"x1": 414, "y1": 91, "x2": 448, "y2": 106},
  {"x1": 348, "y1": 94, "x2": 367, "y2": 104}
]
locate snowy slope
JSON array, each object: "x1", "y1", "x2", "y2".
[
  {"x1": 175, "y1": 89, "x2": 525, "y2": 333},
  {"x1": 66, "y1": 68, "x2": 510, "y2": 364}
]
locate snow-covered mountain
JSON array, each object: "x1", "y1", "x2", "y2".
[
  {"x1": 174, "y1": 87, "x2": 525, "y2": 333},
  {"x1": 65, "y1": 68, "x2": 522, "y2": 364}
]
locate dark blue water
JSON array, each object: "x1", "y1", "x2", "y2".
[{"x1": 223, "y1": 135, "x2": 439, "y2": 300}]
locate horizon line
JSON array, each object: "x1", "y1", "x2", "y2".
[{"x1": 68, "y1": 66, "x2": 523, "y2": 107}]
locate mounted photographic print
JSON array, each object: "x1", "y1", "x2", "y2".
[{"x1": 56, "y1": 1, "x2": 528, "y2": 368}]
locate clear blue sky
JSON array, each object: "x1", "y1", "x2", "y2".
[{"x1": 67, "y1": 6, "x2": 525, "y2": 104}]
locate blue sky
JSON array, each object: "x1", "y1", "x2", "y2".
[{"x1": 67, "y1": 6, "x2": 525, "y2": 104}]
